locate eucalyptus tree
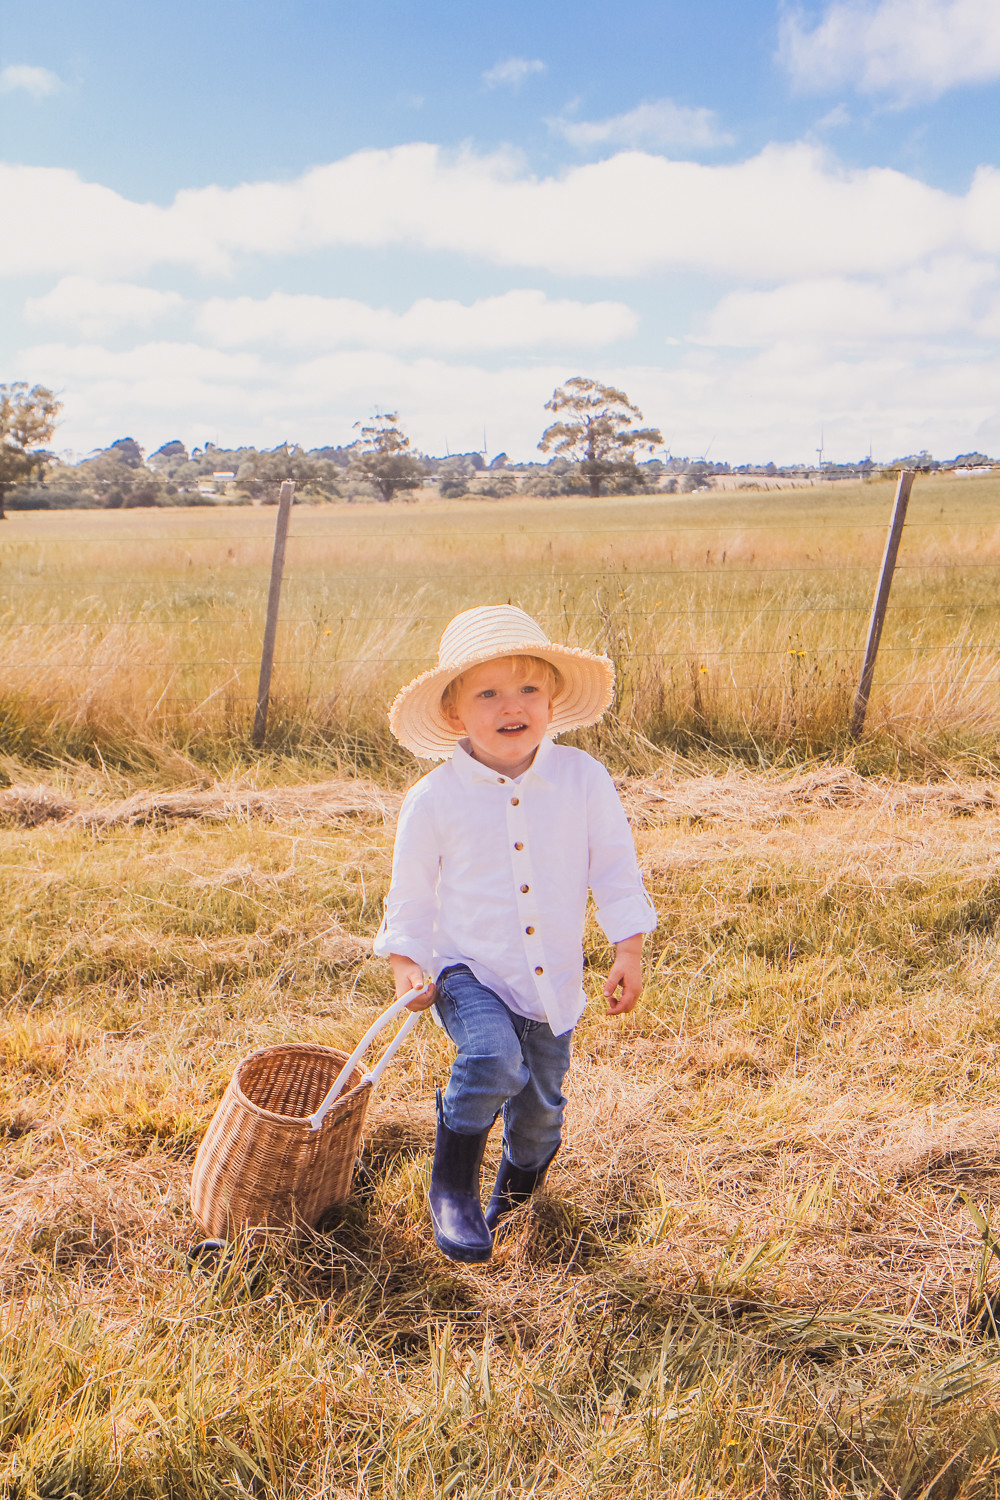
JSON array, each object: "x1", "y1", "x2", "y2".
[
  {"x1": 349, "y1": 412, "x2": 425, "y2": 503},
  {"x1": 538, "y1": 378, "x2": 662, "y2": 498},
  {"x1": 0, "y1": 383, "x2": 61, "y2": 519}
]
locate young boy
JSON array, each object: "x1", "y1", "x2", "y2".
[{"x1": 373, "y1": 604, "x2": 656, "y2": 1263}]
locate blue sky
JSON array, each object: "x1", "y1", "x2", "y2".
[{"x1": 3, "y1": 0, "x2": 1000, "y2": 463}]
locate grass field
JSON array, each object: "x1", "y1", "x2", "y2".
[
  {"x1": 0, "y1": 472, "x2": 999, "y2": 778},
  {"x1": 3, "y1": 480, "x2": 1000, "y2": 1496},
  {"x1": 5, "y1": 769, "x2": 1000, "y2": 1495}
]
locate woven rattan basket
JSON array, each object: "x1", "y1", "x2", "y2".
[{"x1": 191, "y1": 991, "x2": 423, "y2": 1239}]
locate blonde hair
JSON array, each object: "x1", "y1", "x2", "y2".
[{"x1": 440, "y1": 654, "x2": 562, "y2": 716}]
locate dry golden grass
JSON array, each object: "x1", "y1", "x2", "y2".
[
  {"x1": 1, "y1": 472, "x2": 999, "y2": 778},
  {"x1": 5, "y1": 766, "x2": 1000, "y2": 1494}
]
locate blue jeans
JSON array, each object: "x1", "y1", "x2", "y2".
[{"x1": 435, "y1": 965, "x2": 572, "y2": 1170}]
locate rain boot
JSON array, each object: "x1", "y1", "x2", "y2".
[
  {"x1": 484, "y1": 1144, "x2": 559, "y2": 1234},
  {"x1": 428, "y1": 1090, "x2": 493, "y2": 1263}
]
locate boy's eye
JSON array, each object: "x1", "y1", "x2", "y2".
[
  {"x1": 521, "y1": 685, "x2": 538, "y2": 694},
  {"x1": 478, "y1": 688, "x2": 496, "y2": 699}
]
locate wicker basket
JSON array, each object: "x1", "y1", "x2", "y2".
[{"x1": 191, "y1": 992, "x2": 423, "y2": 1239}]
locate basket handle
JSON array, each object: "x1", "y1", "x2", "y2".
[{"x1": 308, "y1": 984, "x2": 428, "y2": 1131}]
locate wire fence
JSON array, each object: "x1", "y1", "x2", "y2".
[{"x1": 2, "y1": 484, "x2": 999, "y2": 762}]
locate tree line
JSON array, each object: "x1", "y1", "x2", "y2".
[
  {"x1": 6, "y1": 377, "x2": 969, "y2": 517},
  {"x1": 0, "y1": 379, "x2": 665, "y2": 516}
]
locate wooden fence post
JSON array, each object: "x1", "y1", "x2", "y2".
[
  {"x1": 252, "y1": 479, "x2": 296, "y2": 748},
  {"x1": 849, "y1": 467, "x2": 916, "y2": 740}
]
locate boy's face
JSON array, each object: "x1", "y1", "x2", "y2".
[{"x1": 444, "y1": 657, "x2": 554, "y2": 777}]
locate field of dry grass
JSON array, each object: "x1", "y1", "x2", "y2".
[
  {"x1": 0, "y1": 471, "x2": 998, "y2": 777},
  {"x1": 4, "y1": 759, "x2": 1000, "y2": 1495},
  {"x1": 3, "y1": 479, "x2": 1000, "y2": 1495}
]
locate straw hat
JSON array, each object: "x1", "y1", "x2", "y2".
[{"x1": 389, "y1": 605, "x2": 614, "y2": 759}]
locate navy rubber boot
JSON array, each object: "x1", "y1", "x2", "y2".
[
  {"x1": 484, "y1": 1145, "x2": 559, "y2": 1234},
  {"x1": 428, "y1": 1090, "x2": 493, "y2": 1264}
]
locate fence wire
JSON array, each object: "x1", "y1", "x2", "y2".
[{"x1": 2, "y1": 492, "x2": 999, "y2": 748}]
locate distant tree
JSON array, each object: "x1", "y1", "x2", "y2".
[
  {"x1": 678, "y1": 462, "x2": 712, "y2": 493},
  {"x1": 0, "y1": 383, "x2": 61, "y2": 520},
  {"x1": 349, "y1": 412, "x2": 425, "y2": 503},
  {"x1": 238, "y1": 443, "x2": 315, "y2": 503},
  {"x1": 149, "y1": 439, "x2": 188, "y2": 469},
  {"x1": 950, "y1": 452, "x2": 994, "y2": 469},
  {"x1": 308, "y1": 444, "x2": 354, "y2": 469},
  {"x1": 107, "y1": 436, "x2": 144, "y2": 468},
  {"x1": 437, "y1": 455, "x2": 475, "y2": 480},
  {"x1": 538, "y1": 378, "x2": 663, "y2": 498},
  {"x1": 68, "y1": 439, "x2": 163, "y2": 508}
]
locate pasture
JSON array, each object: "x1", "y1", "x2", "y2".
[
  {"x1": 2, "y1": 478, "x2": 1000, "y2": 1496},
  {"x1": 1, "y1": 472, "x2": 998, "y2": 776}
]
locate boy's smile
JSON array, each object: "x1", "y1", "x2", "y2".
[{"x1": 444, "y1": 658, "x2": 554, "y2": 778}]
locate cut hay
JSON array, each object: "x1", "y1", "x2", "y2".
[
  {"x1": 0, "y1": 785, "x2": 78, "y2": 828},
  {"x1": 2, "y1": 766, "x2": 998, "y2": 835},
  {"x1": 622, "y1": 764, "x2": 1000, "y2": 827},
  {"x1": 74, "y1": 778, "x2": 403, "y2": 830},
  {"x1": 0, "y1": 778, "x2": 402, "y2": 830}
]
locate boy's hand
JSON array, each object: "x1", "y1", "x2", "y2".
[
  {"x1": 604, "y1": 935, "x2": 643, "y2": 1016},
  {"x1": 389, "y1": 954, "x2": 436, "y2": 1011}
]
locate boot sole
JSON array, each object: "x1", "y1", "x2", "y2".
[{"x1": 431, "y1": 1213, "x2": 492, "y2": 1263}]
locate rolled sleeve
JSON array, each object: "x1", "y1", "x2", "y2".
[
  {"x1": 586, "y1": 767, "x2": 657, "y2": 943},
  {"x1": 372, "y1": 785, "x2": 441, "y2": 973}
]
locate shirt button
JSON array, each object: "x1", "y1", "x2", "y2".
[
  {"x1": 514, "y1": 842, "x2": 524, "y2": 851},
  {"x1": 510, "y1": 796, "x2": 520, "y2": 806},
  {"x1": 498, "y1": 777, "x2": 506, "y2": 784},
  {"x1": 525, "y1": 925, "x2": 535, "y2": 935},
  {"x1": 520, "y1": 884, "x2": 529, "y2": 893},
  {"x1": 534, "y1": 966, "x2": 544, "y2": 975}
]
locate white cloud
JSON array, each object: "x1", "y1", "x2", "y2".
[
  {"x1": 550, "y1": 98, "x2": 733, "y2": 150},
  {"x1": 816, "y1": 103, "x2": 851, "y2": 129},
  {"x1": 482, "y1": 57, "x2": 545, "y2": 89},
  {"x1": 4, "y1": 143, "x2": 1000, "y2": 282},
  {"x1": 779, "y1": 0, "x2": 1000, "y2": 101},
  {"x1": 0, "y1": 64, "x2": 62, "y2": 99},
  {"x1": 17, "y1": 338, "x2": 572, "y2": 457},
  {"x1": 197, "y1": 288, "x2": 637, "y2": 352},
  {"x1": 25, "y1": 276, "x2": 184, "y2": 336},
  {"x1": 657, "y1": 343, "x2": 1000, "y2": 463},
  {"x1": 7, "y1": 140, "x2": 1000, "y2": 466},
  {"x1": 0, "y1": 163, "x2": 218, "y2": 276},
  {"x1": 697, "y1": 257, "x2": 1000, "y2": 346}
]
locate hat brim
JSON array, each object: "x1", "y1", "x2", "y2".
[{"x1": 389, "y1": 640, "x2": 615, "y2": 759}]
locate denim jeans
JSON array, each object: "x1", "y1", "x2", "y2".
[{"x1": 434, "y1": 964, "x2": 573, "y2": 1170}]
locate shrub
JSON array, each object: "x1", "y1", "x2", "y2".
[
  {"x1": 602, "y1": 464, "x2": 649, "y2": 495},
  {"x1": 6, "y1": 487, "x2": 51, "y2": 510},
  {"x1": 471, "y1": 474, "x2": 517, "y2": 499},
  {"x1": 520, "y1": 471, "x2": 569, "y2": 497},
  {"x1": 122, "y1": 485, "x2": 160, "y2": 508}
]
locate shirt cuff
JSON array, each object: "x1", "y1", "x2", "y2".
[
  {"x1": 372, "y1": 924, "x2": 434, "y2": 972},
  {"x1": 596, "y1": 896, "x2": 658, "y2": 945}
]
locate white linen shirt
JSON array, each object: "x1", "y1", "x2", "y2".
[{"x1": 373, "y1": 735, "x2": 657, "y2": 1036}]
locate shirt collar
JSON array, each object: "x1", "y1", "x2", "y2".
[{"x1": 450, "y1": 734, "x2": 557, "y2": 787}]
